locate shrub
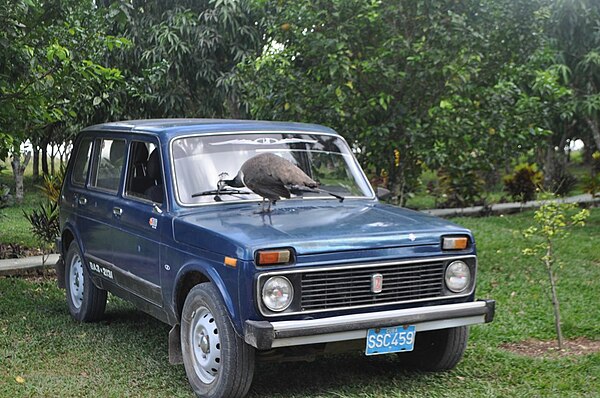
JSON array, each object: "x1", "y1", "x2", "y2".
[
  {"x1": 0, "y1": 184, "x2": 11, "y2": 209},
  {"x1": 550, "y1": 170, "x2": 578, "y2": 197},
  {"x1": 583, "y1": 151, "x2": 600, "y2": 197},
  {"x1": 582, "y1": 174, "x2": 600, "y2": 197},
  {"x1": 438, "y1": 169, "x2": 485, "y2": 208},
  {"x1": 503, "y1": 163, "x2": 543, "y2": 202},
  {"x1": 23, "y1": 167, "x2": 65, "y2": 258},
  {"x1": 23, "y1": 201, "x2": 60, "y2": 251}
]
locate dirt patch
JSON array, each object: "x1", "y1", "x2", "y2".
[{"x1": 501, "y1": 337, "x2": 600, "y2": 358}]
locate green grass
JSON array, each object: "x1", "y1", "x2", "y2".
[{"x1": 1, "y1": 209, "x2": 599, "y2": 397}]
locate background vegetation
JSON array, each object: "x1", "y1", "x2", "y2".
[{"x1": 1, "y1": 0, "x2": 600, "y2": 208}]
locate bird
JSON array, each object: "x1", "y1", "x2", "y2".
[{"x1": 220, "y1": 152, "x2": 343, "y2": 212}]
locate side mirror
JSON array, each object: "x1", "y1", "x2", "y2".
[{"x1": 376, "y1": 187, "x2": 391, "y2": 200}]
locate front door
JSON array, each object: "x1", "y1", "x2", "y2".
[{"x1": 110, "y1": 139, "x2": 164, "y2": 306}]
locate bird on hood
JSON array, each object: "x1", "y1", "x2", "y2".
[{"x1": 220, "y1": 153, "x2": 343, "y2": 212}]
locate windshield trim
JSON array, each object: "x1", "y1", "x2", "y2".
[{"x1": 169, "y1": 130, "x2": 376, "y2": 208}]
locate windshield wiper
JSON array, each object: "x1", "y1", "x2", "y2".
[{"x1": 191, "y1": 188, "x2": 253, "y2": 202}]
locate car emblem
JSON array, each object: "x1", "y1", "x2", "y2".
[
  {"x1": 371, "y1": 273, "x2": 383, "y2": 294},
  {"x1": 408, "y1": 233, "x2": 416, "y2": 241}
]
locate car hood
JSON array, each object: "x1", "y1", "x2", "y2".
[{"x1": 172, "y1": 200, "x2": 471, "y2": 260}]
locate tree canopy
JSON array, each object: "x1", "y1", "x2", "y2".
[{"x1": 1, "y1": 0, "x2": 599, "y2": 206}]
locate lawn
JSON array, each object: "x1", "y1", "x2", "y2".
[{"x1": 1, "y1": 209, "x2": 599, "y2": 397}]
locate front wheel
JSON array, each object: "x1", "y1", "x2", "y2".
[
  {"x1": 181, "y1": 283, "x2": 255, "y2": 398},
  {"x1": 398, "y1": 326, "x2": 469, "y2": 371},
  {"x1": 64, "y1": 241, "x2": 107, "y2": 322}
]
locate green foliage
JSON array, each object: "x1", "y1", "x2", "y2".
[
  {"x1": 22, "y1": 201, "x2": 59, "y2": 251},
  {"x1": 438, "y1": 169, "x2": 485, "y2": 208},
  {"x1": 22, "y1": 168, "x2": 64, "y2": 252},
  {"x1": 106, "y1": 0, "x2": 262, "y2": 119},
  {"x1": 582, "y1": 151, "x2": 600, "y2": 197},
  {"x1": 0, "y1": 184, "x2": 11, "y2": 209},
  {"x1": 550, "y1": 170, "x2": 578, "y2": 197},
  {"x1": 235, "y1": 0, "x2": 566, "y2": 206},
  {"x1": 503, "y1": 163, "x2": 543, "y2": 202},
  {"x1": 523, "y1": 200, "x2": 589, "y2": 243},
  {"x1": 0, "y1": 0, "x2": 128, "y2": 152},
  {"x1": 582, "y1": 174, "x2": 600, "y2": 197}
]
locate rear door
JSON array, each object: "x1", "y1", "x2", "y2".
[{"x1": 77, "y1": 136, "x2": 126, "y2": 272}]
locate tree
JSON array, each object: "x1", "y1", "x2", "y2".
[
  {"x1": 103, "y1": 0, "x2": 263, "y2": 120},
  {"x1": 0, "y1": 0, "x2": 126, "y2": 201},
  {"x1": 236, "y1": 0, "x2": 554, "y2": 206},
  {"x1": 523, "y1": 198, "x2": 589, "y2": 349}
]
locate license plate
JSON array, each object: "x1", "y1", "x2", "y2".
[{"x1": 365, "y1": 325, "x2": 416, "y2": 355}]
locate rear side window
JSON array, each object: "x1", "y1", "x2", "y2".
[
  {"x1": 71, "y1": 137, "x2": 93, "y2": 186},
  {"x1": 91, "y1": 138, "x2": 126, "y2": 193}
]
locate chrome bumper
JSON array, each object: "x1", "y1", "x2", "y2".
[{"x1": 244, "y1": 299, "x2": 495, "y2": 350}]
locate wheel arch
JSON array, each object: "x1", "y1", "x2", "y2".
[{"x1": 173, "y1": 264, "x2": 241, "y2": 335}]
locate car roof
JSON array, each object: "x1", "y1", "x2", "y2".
[{"x1": 82, "y1": 119, "x2": 339, "y2": 139}]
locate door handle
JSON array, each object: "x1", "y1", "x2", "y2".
[
  {"x1": 113, "y1": 207, "x2": 123, "y2": 217},
  {"x1": 78, "y1": 196, "x2": 87, "y2": 206}
]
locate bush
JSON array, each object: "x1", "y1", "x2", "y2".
[
  {"x1": 503, "y1": 163, "x2": 543, "y2": 202},
  {"x1": 550, "y1": 171, "x2": 577, "y2": 197},
  {"x1": 583, "y1": 151, "x2": 600, "y2": 197},
  {"x1": 23, "y1": 201, "x2": 59, "y2": 250},
  {"x1": 23, "y1": 168, "x2": 65, "y2": 254},
  {"x1": 438, "y1": 169, "x2": 485, "y2": 208},
  {"x1": 0, "y1": 184, "x2": 11, "y2": 208}
]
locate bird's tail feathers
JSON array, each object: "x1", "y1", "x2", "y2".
[{"x1": 288, "y1": 185, "x2": 345, "y2": 202}]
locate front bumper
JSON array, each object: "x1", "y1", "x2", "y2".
[{"x1": 244, "y1": 299, "x2": 495, "y2": 350}]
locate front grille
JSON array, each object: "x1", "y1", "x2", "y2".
[{"x1": 300, "y1": 261, "x2": 445, "y2": 311}]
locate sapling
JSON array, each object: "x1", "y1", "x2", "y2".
[{"x1": 522, "y1": 197, "x2": 589, "y2": 349}]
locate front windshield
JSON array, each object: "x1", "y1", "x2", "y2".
[{"x1": 171, "y1": 132, "x2": 373, "y2": 205}]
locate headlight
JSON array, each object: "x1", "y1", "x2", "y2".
[
  {"x1": 262, "y1": 276, "x2": 293, "y2": 312},
  {"x1": 445, "y1": 261, "x2": 471, "y2": 293}
]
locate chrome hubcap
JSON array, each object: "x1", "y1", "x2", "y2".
[
  {"x1": 190, "y1": 307, "x2": 221, "y2": 384},
  {"x1": 69, "y1": 254, "x2": 84, "y2": 309}
]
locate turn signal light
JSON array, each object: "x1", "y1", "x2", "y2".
[
  {"x1": 442, "y1": 236, "x2": 469, "y2": 250},
  {"x1": 257, "y1": 249, "x2": 292, "y2": 265}
]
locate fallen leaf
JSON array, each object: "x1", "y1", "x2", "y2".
[{"x1": 15, "y1": 376, "x2": 25, "y2": 384}]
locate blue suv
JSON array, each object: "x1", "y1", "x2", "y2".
[{"x1": 57, "y1": 119, "x2": 495, "y2": 398}]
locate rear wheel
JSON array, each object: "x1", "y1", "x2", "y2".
[
  {"x1": 181, "y1": 283, "x2": 255, "y2": 398},
  {"x1": 64, "y1": 241, "x2": 107, "y2": 322},
  {"x1": 399, "y1": 326, "x2": 469, "y2": 371}
]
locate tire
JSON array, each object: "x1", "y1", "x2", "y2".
[
  {"x1": 64, "y1": 241, "x2": 107, "y2": 322},
  {"x1": 399, "y1": 326, "x2": 469, "y2": 371},
  {"x1": 181, "y1": 283, "x2": 255, "y2": 398}
]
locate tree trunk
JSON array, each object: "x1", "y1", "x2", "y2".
[
  {"x1": 545, "y1": 242, "x2": 564, "y2": 350},
  {"x1": 585, "y1": 117, "x2": 600, "y2": 151},
  {"x1": 33, "y1": 147, "x2": 39, "y2": 180},
  {"x1": 41, "y1": 141, "x2": 49, "y2": 176},
  {"x1": 543, "y1": 143, "x2": 556, "y2": 189},
  {"x1": 50, "y1": 143, "x2": 56, "y2": 175},
  {"x1": 10, "y1": 151, "x2": 32, "y2": 205}
]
